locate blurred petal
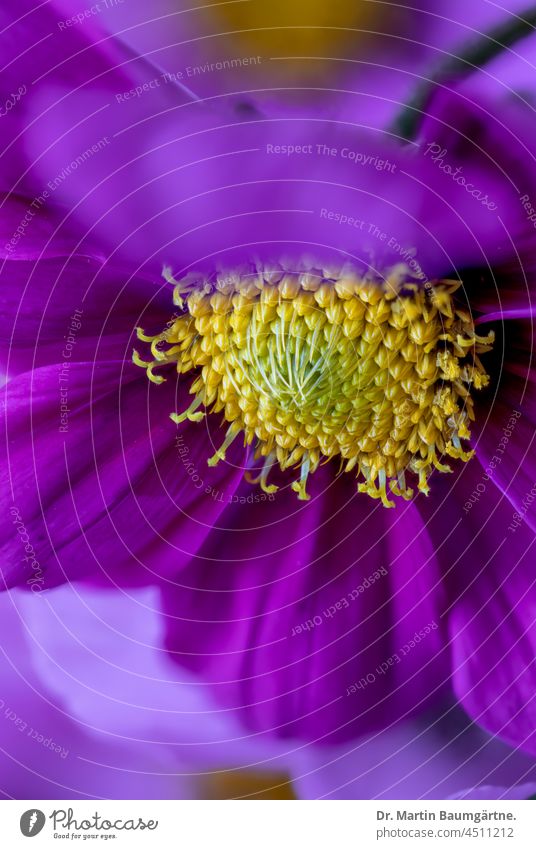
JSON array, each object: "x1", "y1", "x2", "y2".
[
  {"x1": 450, "y1": 782, "x2": 536, "y2": 800},
  {"x1": 416, "y1": 86, "x2": 536, "y2": 274},
  {"x1": 290, "y1": 701, "x2": 536, "y2": 799},
  {"x1": 15, "y1": 2, "x2": 532, "y2": 278},
  {"x1": 0, "y1": 0, "x2": 174, "y2": 196},
  {"x1": 0, "y1": 194, "x2": 93, "y2": 261},
  {"x1": 0, "y1": 589, "x2": 194, "y2": 799},
  {"x1": 9, "y1": 582, "x2": 294, "y2": 774}
]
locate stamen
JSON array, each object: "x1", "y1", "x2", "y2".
[
  {"x1": 135, "y1": 261, "x2": 493, "y2": 506},
  {"x1": 132, "y1": 349, "x2": 152, "y2": 368},
  {"x1": 377, "y1": 468, "x2": 395, "y2": 509},
  {"x1": 136, "y1": 327, "x2": 160, "y2": 343},
  {"x1": 245, "y1": 453, "x2": 279, "y2": 493},
  {"x1": 150, "y1": 338, "x2": 169, "y2": 361},
  {"x1": 449, "y1": 434, "x2": 475, "y2": 463},
  {"x1": 389, "y1": 470, "x2": 414, "y2": 501},
  {"x1": 358, "y1": 468, "x2": 395, "y2": 508},
  {"x1": 132, "y1": 349, "x2": 167, "y2": 384},
  {"x1": 291, "y1": 455, "x2": 311, "y2": 501},
  {"x1": 170, "y1": 393, "x2": 205, "y2": 424},
  {"x1": 207, "y1": 426, "x2": 240, "y2": 467},
  {"x1": 418, "y1": 469, "x2": 430, "y2": 496},
  {"x1": 146, "y1": 364, "x2": 166, "y2": 384}
]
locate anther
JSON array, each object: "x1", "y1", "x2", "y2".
[{"x1": 136, "y1": 261, "x2": 493, "y2": 506}]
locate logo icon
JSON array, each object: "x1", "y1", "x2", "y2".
[{"x1": 20, "y1": 810, "x2": 46, "y2": 837}]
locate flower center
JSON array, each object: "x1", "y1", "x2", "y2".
[{"x1": 134, "y1": 263, "x2": 493, "y2": 506}]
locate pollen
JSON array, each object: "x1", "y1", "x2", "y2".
[{"x1": 134, "y1": 263, "x2": 493, "y2": 507}]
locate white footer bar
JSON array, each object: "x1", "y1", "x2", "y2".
[{"x1": 1, "y1": 799, "x2": 535, "y2": 848}]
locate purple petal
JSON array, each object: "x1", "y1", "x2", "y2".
[
  {"x1": 458, "y1": 232, "x2": 536, "y2": 322},
  {"x1": 417, "y1": 458, "x2": 536, "y2": 757},
  {"x1": 15, "y1": 9, "x2": 531, "y2": 280},
  {"x1": 163, "y1": 468, "x2": 449, "y2": 744},
  {"x1": 23, "y1": 107, "x2": 509, "y2": 276},
  {"x1": 0, "y1": 0, "x2": 169, "y2": 200},
  {"x1": 417, "y1": 86, "x2": 536, "y2": 281},
  {"x1": 450, "y1": 782, "x2": 536, "y2": 800},
  {"x1": 1, "y1": 361, "x2": 244, "y2": 589},
  {"x1": 10, "y1": 581, "x2": 293, "y2": 772},
  {"x1": 0, "y1": 588, "x2": 195, "y2": 799},
  {"x1": 290, "y1": 701, "x2": 536, "y2": 799},
  {"x1": 0, "y1": 251, "x2": 173, "y2": 378},
  {"x1": 0, "y1": 194, "x2": 96, "y2": 261},
  {"x1": 433, "y1": 1, "x2": 536, "y2": 105},
  {"x1": 473, "y1": 319, "x2": 536, "y2": 532}
]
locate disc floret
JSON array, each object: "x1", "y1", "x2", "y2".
[{"x1": 134, "y1": 262, "x2": 493, "y2": 506}]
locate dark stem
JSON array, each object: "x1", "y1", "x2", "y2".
[{"x1": 391, "y1": 6, "x2": 536, "y2": 140}]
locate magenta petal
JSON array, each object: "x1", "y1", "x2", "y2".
[
  {"x1": 416, "y1": 86, "x2": 536, "y2": 303},
  {"x1": 474, "y1": 319, "x2": 536, "y2": 532},
  {"x1": 163, "y1": 470, "x2": 449, "y2": 744},
  {"x1": 0, "y1": 253, "x2": 170, "y2": 378},
  {"x1": 448, "y1": 523, "x2": 536, "y2": 757},
  {"x1": 1, "y1": 361, "x2": 243, "y2": 589},
  {"x1": 0, "y1": 194, "x2": 95, "y2": 261}
]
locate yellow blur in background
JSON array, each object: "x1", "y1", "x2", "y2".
[
  {"x1": 199, "y1": 770, "x2": 296, "y2": 799},
  {"x1": 193, "y1": 0, "x2": 406, "y2": 82}
]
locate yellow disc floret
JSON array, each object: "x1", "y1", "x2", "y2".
[{"x1": 134, "y1": 262, "x2": 494, "y2": 507}]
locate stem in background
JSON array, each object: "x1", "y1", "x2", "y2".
[{"x1": 391, "y1": 6, "x2": 536, "y2": 140}]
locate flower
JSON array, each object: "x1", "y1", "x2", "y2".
[
  {"x1": 2, "y1": 0, "x2": 536, "y2": 797},
  {"x1": 0, "y1": 587, "x2": 198, "y2": 799},
  {"x1": 3, "y1": 580, "x2": 535, "y2": 800},
  {"x1": 290, "y1": 702, "x2": 536, "y2": 800}
]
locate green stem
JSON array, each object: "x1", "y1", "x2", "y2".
[{"x1": 391, "y1": 6, "x2": 536, "y2": 140}]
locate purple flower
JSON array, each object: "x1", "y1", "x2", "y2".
[
  {"x1": 0, "y1": 587, "x2": 198, "y2": 799},
  {"x1": 3, "y1": 582, "x2": 535, "y2": 800},
  {"x1": 2, "y1": 0, "x2": 536, "y2": 797}
]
